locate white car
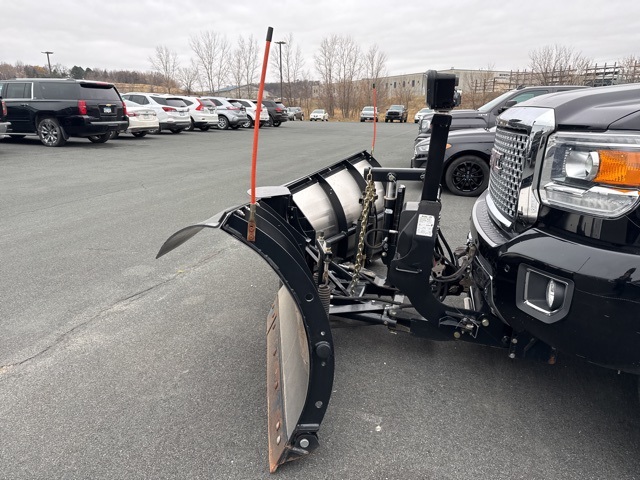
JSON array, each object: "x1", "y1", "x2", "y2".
[
  {"x1": 414, "y1": 107, "x2": 434, "y2": 124},
  {"x1": 227, "y1": 98, "x2": 269, "y2": 128},
  {"x1": 121, "y1": 92, "x2": 191, "y2": 133},
  {"x1": 310, "y1": 109, "x2": 329, "y2": 121},
  {"x1": 172, "y1": 95, "x2": 219, "y2": 131},
  {"x1": 112, "y1": 100, "x2": 159, "y2": 138}
]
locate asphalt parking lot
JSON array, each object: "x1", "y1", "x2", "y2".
[{"x1": 1, "y1": 122, "x2": 639, "y2": 480}]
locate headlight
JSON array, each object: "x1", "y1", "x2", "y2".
[
  {"x1": 420, "y1": 118, "x2": 431, "y2": 132},
  {"x1": 539, "y1": 132, "x2": 640, "y2": 218},
  {"x1": 415, "y1": 142, "x2": 430, "y2": 154}
]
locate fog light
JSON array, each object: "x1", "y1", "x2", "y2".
[
  {"x1": 516, "y1": 265, "x2": 574, "y2": 324},
  {"x1": 545, "y1": 278, "x2": 565, "y2": 310}
]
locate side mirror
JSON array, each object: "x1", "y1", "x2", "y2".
[{"x1": 498, "y1": 99, "x2": 517, "y2": 113}]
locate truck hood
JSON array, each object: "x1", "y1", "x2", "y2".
[{"x1": 514, "y1": 84, "x2": 640, "y2": 131}]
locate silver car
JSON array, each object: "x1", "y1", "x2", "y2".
[{"x1": 201, "y1": 97, "x2": 250, "y2": 130}]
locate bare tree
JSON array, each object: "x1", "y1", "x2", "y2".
[
  {"x1": 149, "y1": 45, "x2": 180, "y2": 93},
  {"x1": 314, "y1": 35, "x2": 340, "y2": 116},
  {"x1": 333, "y1": 36, "x2": 363, "y2": 118},
  {"x1": 243, "y1": 35, "x2": 260, "y2": 98},
  {"x1": 529, "y1": 45, "x2": 591, "y2": 85},
  {"x1": 189, "y1": 31, "x2": 231, "y2": 94},
  {"x1": 361, "y1": 44, "x2": 388, "y2": 103},
  {"x1": 178, "y1": 59, "x2": 200, "y2": 95},
  {"x1": 230, "y1": 35, "x2": 260, "y2": 98}
]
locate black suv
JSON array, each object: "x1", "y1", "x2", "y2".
[
  {"x1": 259, "y1": 99, "x2": 288, "y2": 127},
  {"x1": 385, "y1": 105, "x2": 408, "y2": 123},
  {"x1": 0, "y1": 96, "x2": 9, "y2": 135},
  {"x1": 0, "y1": 78, "x2": 127, "y2": 146},
  {"x1": 415, "y1": 84, "x2": 585, "y2": 144}
]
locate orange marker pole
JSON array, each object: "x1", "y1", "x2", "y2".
[{"x1": 247, "y1": 26, "x2": 273, "y2": 242}]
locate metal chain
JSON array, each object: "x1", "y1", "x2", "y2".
[{"x1": 349, "y1": 171, "x2": 377, "y2": 295}]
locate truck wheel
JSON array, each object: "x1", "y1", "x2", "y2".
[
  {"x1": 445, "y1": 155, "x2": 490, "y2": 197},
  {"x1": 37, "y1": 117, "x2": 67, "y2": 147},
  {"x1": 218, "y1": 116, "x2": 230, "y2": 130},
  {"x1": 88, "y1": 133, "x2": 110, "y2": 143},
  {"x1": 186, "y1": 119, "x2": 195, "y2": 131}
]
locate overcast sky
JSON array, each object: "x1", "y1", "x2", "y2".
[{"x1": 2, "y1": 0, "x2": 638, "y2": 83}]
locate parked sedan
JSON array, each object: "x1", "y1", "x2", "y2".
[
  {"x1": 111, "y1": 100, "x2": 159, "y2": 138},
  {"x1": 310, "y1": 109, "x2": 329, "y2": 121},
  {"x1": 411, "y1": 127, "x2": 495, "y2": 197}
]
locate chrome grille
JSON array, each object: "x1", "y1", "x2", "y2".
[{"x1": 488, "y1": 127, "x2": 529, "y2": 221}]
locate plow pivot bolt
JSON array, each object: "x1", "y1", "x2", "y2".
[
  {"x1": 276, "y1": 435, "x2": 281, "y2": 445},
  {"x1": 481, "y1": 318, "x2": 490, "y2": 327},
  {"x1": 509, "y1": 353, "x2": 516, "y2": 359},
  {"x1": 315, "y1": 341, "x2": 332, "y2": 359},
  {"x1": 453, "y1": 331, "x2": 461, "y2": 339},
  {"x1": 299, "y1": 439, "x2": 310, "y2": 448},
  {"x1": 511, "y1": 338, "x2": 518, "y2": 344}
]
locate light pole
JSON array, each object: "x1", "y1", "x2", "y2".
[
  {"x1": 275, "y1": 41, "x2": 286, "y2": 102},
  {"x1": 41, "y1": 51, "x2": 54, "y2": 75}
]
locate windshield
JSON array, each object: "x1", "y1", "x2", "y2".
[
  {"x1": 390, "y1": 105, "x2": 403, "y2": 110},
  {"x1": 418, "y1": 108, "x2": 432, "y2": 114},
  {"x1": 312, "y1": 109, "x2": 324, "y2": 114},
  {"x1": 477, "y1": 90, "x2": 515, "y2": 113},
  {"x1": 362, "y1": 107, "x2": 374, "y2": 112}
]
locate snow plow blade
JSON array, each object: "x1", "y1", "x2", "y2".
[{"x1": 157, "y1": 151, "x2": 384, "y2": 471}]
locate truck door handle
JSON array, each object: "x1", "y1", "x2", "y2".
[{"x1": 20, "y1": 103, "x2": 29, "y2": 107}]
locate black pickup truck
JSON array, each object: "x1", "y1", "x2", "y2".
[
  {"x1": 415, "y1": 85, "x2": 585, "y2": 144},
  {"x1": 471, "y1": 83, "x2": 640, "y2": 375}
]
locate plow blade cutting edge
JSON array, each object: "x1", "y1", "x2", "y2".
[{"x1": 157, "y1": 151, "x2": 385, "y2": 471}]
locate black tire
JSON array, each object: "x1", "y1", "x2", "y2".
[
  {"x1": 241, "y1": 118, "x2": 253, "y2": 128},
  {"x1": 231, "y1": 125, "x2": 240, "y2": 130},
  {"x1": 385, "y1": 118, "x2": 389, "y2": 123},
  {"x1": 218, "y1": 116, "x2": 230, "y2": 130},
  {"x1": 273, "y1": 120, "x2": 281, "y2": 127},
  {"x1": 169, "y1": 128, "x2": 183, "y2": 134},
  {"x1": 185, "y1": 119, "x2": 195, "y2": 132},
  {"x1": 444, "y1": 155, "x2": 490, "y2": 197},
  {"x1": 199, "y1": 126, "x2": 210, "y2": 131},
  {"x1": 149, "y1": 127, "x2": 160, "y2": 134},
  {"x1": 37, "y1": 117, "x2": 66, "y2": 147},
  {"x1": 109, "y1": 131, "x2": 120, "y2": 139},
  {"x1": 132, "y1": 131, "x2": 147, "y2": 138}
]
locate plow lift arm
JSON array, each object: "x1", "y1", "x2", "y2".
[{"x1": 156, "y1": 71, "x2": 528, "y2": 472}]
